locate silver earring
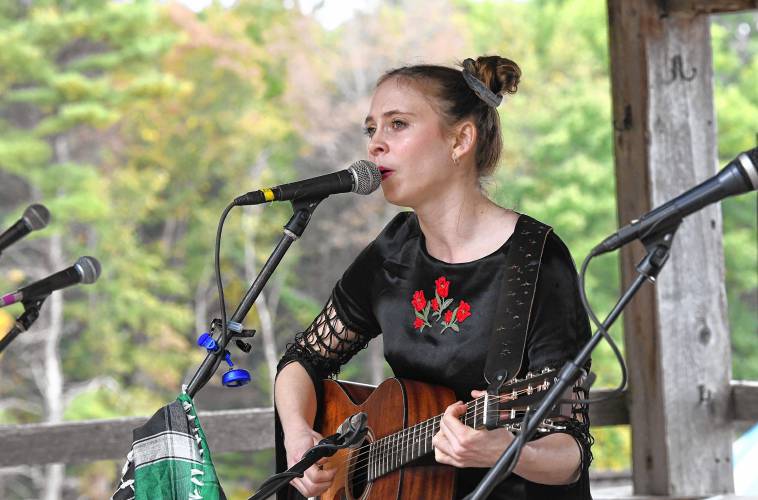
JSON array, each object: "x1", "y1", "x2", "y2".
[{"x1": 451, "y1": 154, "x2": 459, "y2": 166}]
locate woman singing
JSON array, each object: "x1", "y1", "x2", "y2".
[{"x1": 273, "y1": 55, "x2": 593, "y2": 500}]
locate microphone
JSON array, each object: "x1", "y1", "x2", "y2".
[
  {"x1": 1, "y1": 256, "x2": 101, "y2": 307},
  {"x1": 234, "y1": 160, "x2": 381, "y2": 206},
  {"x1": 593, "y1": 148, "x2": 758, "y2": 256},
  {"x1": 0, "y1": 204, "x2": 51, "y2": 256}
]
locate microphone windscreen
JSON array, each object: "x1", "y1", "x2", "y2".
[
  {"x1": 23, "y1": 204, "x2": 50, "y2": 231},
  {"x1": 75, "y1": 256, "x2": 101, "y2": 284},
  {"x1": 350, "y1": 160, "x2": 381, "y2": 195}
]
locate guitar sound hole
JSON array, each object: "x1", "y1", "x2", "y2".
[{"x1": 347, "y1": 437, "x2": 370, "y2": 499}]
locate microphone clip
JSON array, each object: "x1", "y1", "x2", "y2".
[
  {"x1": 636, "y1": 222, "x2": 681, "y2": 283},
  {"x1": 0, "y1": 296, "x2": 48, "y2": 354},
  {"x1": 16, "y1": 296, "x2": 48, "y2": 332}
]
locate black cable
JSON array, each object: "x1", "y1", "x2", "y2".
[
  {"x1": 194, "y1": 200, "x2": 236, "y2": 393},
  {"x1": 215, "y1": 201, "x2": 235, "y2": 346},
  {"x1": 567, "y1": 251, "x2": 628, "y2": 405}
]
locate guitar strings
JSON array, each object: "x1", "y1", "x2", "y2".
[
  {"x1": 330, "y1": 395, "x2": 525, "y2": 480},
  {"x1": 322, "y1": 387, "x2": 543, "y2": 478},
  {"x1": 340, "y1": 388, "x2": 539, "y2": 474},
  {"x1": 323, "y1": 400, "x2": 481, "y2": 485}
]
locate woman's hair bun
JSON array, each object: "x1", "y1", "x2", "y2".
[{"x1": 468, "y1": 55, "x2": 521, "y2": 96}]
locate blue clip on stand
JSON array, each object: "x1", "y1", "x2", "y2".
[{"x1": 197, "y1": 332, "x2": 251, "y2": 388}]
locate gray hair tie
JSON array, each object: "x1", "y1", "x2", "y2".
[{"x1": 461, "y1": 58, "x2": 502, "y2": 108}]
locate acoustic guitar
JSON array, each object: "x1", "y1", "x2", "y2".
[{"x1": 286, "y1": 368, "x2": 567, "y2": 500}]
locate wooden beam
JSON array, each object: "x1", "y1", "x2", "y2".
[
  {"x1": 664, "y1": 0, "x2": 758, "y2": 16},
  {"x1": 1, "y1": 383, "x2": 757, "y2": 467},
  {"x1": 589, "y1": 389, "x2": 630, "y2": 426},
  {"x1": 732, "y1": 380, "x2": 758, "y2": 420},
  {"x1": 607, "y1": 0, "x2": 734, "y2": 496},
  {"x1": 0, "y1": 408, "x2": 274, "y2": 468}
]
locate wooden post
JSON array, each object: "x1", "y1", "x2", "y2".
[{"x1": 607, "y1": 0, "x2": 735, "y2": 496}]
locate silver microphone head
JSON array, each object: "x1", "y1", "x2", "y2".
[
  {"x1": 22, "y1": 204, "x2": 51, "y2": 231},
  {"x1": 348, "y1": 160, "x2": 381, "y2": 195},
  {"x1": 74, "y1": 256, "x2": 101, "y2": 284}
]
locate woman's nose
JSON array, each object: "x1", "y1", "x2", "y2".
[{"x1": 368, "y1": 132, "x2": 387, "y2": 158}]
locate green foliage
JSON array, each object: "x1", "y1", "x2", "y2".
[
  {"x1": 712, "y1": 12, "x2": 758, "y2": 380},
  {"x1": 591, "y1": 426, "x2": 631, "y2": 471}
]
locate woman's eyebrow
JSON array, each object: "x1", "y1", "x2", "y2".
[{"x1": 364, "y1": 110, "x2": 416, "y2": 125}]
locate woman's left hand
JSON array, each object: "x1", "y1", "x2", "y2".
[{"x1": 432, "y1": 390, "x2": 521, "y2": 468}]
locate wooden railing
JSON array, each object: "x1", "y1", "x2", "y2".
[{"x1": 1, "y1": 381, "x2": 756, "y2": 468}]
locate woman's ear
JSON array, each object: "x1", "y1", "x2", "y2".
[{"x1": 451, "y1": 120, "x2": 477, "y2": 160}]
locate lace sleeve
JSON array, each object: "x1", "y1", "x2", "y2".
[
  {"x1": 562, "y1": 379, "x2": 594, "y2": 476},
  {"x1": 277, "y1": 292, "x2": 378, "y2": 381},
  {"x1": 533, "y1": 369, "x2": 594, "y2": 481}
]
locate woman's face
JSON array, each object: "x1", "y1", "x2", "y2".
[{"x1": 364, "y1": 78, "x2": 458, "y2": 208}]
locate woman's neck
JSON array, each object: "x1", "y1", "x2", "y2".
[{"x1": 414, "y1": 188, "x2": 516, "y2": 264}]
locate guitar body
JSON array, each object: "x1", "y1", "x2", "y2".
[
  {"x1": 277, "y1": 369, "x2": 562, "y2": 500},
  {"x1": 317, "y1": 378, "x2": 457, "y2": 500}
]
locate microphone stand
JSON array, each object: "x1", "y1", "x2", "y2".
[
  {"x1": 465, "y1": 223, "x2": 680, "y2": 500},
  {"x1": 186, "y1": 196, "x2": 325, "y2": 398},
  {"x1": 0, "y1": 296, "x2": 47, "y2": 354}
]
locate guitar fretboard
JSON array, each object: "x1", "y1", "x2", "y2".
[
  {"x1": 364, "y1": 396, "x2": 491, "y2": 482},
  {"x1": 358, "y1": 374, "x2": 555, "y2": 482}
]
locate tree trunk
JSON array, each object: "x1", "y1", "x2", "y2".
[
  {"x1": 243, "y1": 151, "x2": 279, "y2": 402},
  {"x1": 41, "y1": 232, "x2": 66, "y2": 500},
  {"x1": 243, "y1": 206, "x2": 279, "y2": 403},
  {"x1": 368, "y1": 338, "x2": 384, "y2": 386},
  {"x1": 194, "y1": 266, "x2": 212, "y2": 336}
]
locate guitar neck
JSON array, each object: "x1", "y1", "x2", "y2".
[
  {"x1": 366, "y1": 371, "x2": 561, "y2": 482},
  {"x1": 366, "y1": 397, "x2": 491, "y2": 481}
]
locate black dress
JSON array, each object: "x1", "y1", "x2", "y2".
[{"x1": 278, "y1": 212, "x2": 593, "y2": 500}]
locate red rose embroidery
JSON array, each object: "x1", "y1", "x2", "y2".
[
  {"x1": 411, "y1": 277, "x2": 471, "y2": 334},
  {"x1": 435, "y1": 276, "x2": 450, "y2": 298},
  {"x1": 411, "y1": 290, "x2": 426, "y2": 312},
  {"x1": 456, "y1": 300, "x2": 471, "y2": 322}
]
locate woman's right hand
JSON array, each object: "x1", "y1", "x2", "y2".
[{"x1": 284, "y1": 427, "x2": 337, "y2": 497}]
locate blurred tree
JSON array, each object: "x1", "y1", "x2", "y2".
[
  {"x1": 0, "y1": 1, "x2": 186, "y2": 497},
  {"x1": 711, "y1": 11, "x2": 758, "y2": 381}
]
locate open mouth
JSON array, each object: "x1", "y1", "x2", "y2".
[{"x1": 378, "y1": 166, "x2": 394, "y2": 180}]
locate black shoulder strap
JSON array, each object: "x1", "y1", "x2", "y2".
[{"x1": 484, "y1": 214, "x2": 552, "y2": 388}]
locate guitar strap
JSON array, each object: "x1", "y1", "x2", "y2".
[{"x1": 484, "y1": 214, "x2": 552, "y2": 390}]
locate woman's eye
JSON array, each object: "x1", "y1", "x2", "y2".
[
  {"x1": 363, "y1": 126, "x2": 375, "y2": 137},
  {"x1": 391, "y1": 120, "x2": 406, "y2": 129}
]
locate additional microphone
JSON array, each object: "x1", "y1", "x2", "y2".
[
  {"x1": 234, "y1": 160, "x2": 381, "y2": 206},
  {"x1": 0, "y1": 256, "x2": 101, "y2": 307},
  {"x1": 593, "y1": 148, "x2": 758, "y2": 256},
  {"x1": 0, "y1": 204, "x2": 51, "y2": 256}
]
